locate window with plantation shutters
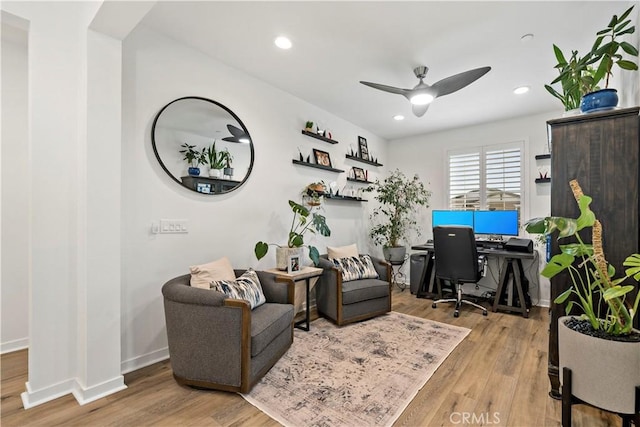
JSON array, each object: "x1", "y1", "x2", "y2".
[{"x1": 447, "y1": 142, "x2": 523, "y2": 213}]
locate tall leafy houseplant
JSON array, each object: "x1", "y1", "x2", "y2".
[
  {"x1": 545, "y1": 5, "x2": 638, "y2": 111},
  {"x1": 525, "y1": 179, "x2": 640, "y2": 336},
  {"x1": 364, "y1": 169, "x2": 431, "y2": 260},
  {"x1": 255, "y1": 200, "x2": 330, "y2": 267},
  {"x1": 590, "y1": 5, "x2": 638, "y2": 89}
]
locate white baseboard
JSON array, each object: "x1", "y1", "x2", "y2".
[
  {"x1": 21, "y1": 378, "x2": 75, "y2": 409},
  {"x1": 537, "y1": 299, "x2": 550, "y2": 308},
  {"x1": 1, "y1": 337, "x2": 29, "y2": 354},
  {"x1": 120, "y1": 347, "x2": 169, "y2": 374},
  {"x1": 72, "y1": 376, "x2": 127, "y2": 405}
]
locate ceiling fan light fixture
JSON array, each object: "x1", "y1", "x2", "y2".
[
  {"x1": 393, "y1": 114, "x2": 405, "y2": 121},
  {"x1": 409, "y1": 93, "x2": 434, "y2": 106}
]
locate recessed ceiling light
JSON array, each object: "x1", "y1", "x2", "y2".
[
  {"x1": 514, "y1": 86, "x2": 530, "y2": 95},
  {"x1": 393, "y1": 115, "x2": 405, "y2": 121},
  {"x1": 274, "y1": 36, "x2": 292, "y2": 50}
]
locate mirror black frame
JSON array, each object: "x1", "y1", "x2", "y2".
[{"x1": 151, "y1": 96, "x2": 255, "y2": 195}]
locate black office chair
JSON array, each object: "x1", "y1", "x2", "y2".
[{"x1": 431, "y1": 226, "x2": 488, "y2": 317}]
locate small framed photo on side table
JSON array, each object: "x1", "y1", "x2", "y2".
[
  {"x1": 287, "y1": 254, "x2": 301, "y2": 273},
  {"x1": 358, "y1": 136, "x2": 369, "y2": 161},
  {"x1": 313, "y1": 149, "x2": 332, "y2": 167}
]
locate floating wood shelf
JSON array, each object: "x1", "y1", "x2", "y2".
[
  {"x1": 535, "y1": 178, "x2": 551, "y2": 183},
  {"x1": 301, "y1": 130, "x2": 339, "y2": 144},
  {"x1": 325, "y1": 194, "x2": 367, "y2": 202},
  {"x1": 347, "y1": 177, "x2": 372, "y2": 184},
  {"x1": 345, "y1": 154, "x2": 383, "y2": 167},
  {"x1": 292, "y1": 159, "x2": 344, "y2": 173}
]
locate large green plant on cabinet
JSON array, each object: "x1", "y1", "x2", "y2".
[{"x1": 545, "y1": 5, "x2": 638, "y2": 112}]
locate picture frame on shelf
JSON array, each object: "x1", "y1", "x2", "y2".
[
  {"x1": 358, "y1": 136, "x2": 369, "y2": 160},
  {"x1": 353, "y1": 167, "x2": 366, "y2": 181},
  {"x1": 287, "y1": 254, "x2": 301, "y2": 273},
  {"x1": 313, "y1": 148, "x2": 332, "y2": 167}
]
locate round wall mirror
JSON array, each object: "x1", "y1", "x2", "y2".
[{"x1": 151, "y1": 96, "x2": 254, "y2": 195}]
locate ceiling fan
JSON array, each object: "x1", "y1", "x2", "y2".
[
  {"x1": 360, "y1": 65, "x2": 491, "y2": 117},
  {"x1": 222, "y1": 124, "x2": 250, "y2": 143}
]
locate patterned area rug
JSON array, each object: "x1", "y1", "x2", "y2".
[{"x1": 242, "y1": 311, "x2": 470, "y2": 427}]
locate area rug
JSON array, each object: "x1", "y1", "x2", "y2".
[{"x1": 242, "y1": 311, "x2": 470, "y2": 427}]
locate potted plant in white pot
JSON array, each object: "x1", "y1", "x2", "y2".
[
  {"x1": 525, "y1": 179, "x2": 640, "y2": 417},
  {"x1": 179, "y1": 143, "x2": 207, "y2": 176},
  {"x1": 255, "y1": 200, "x2": 331, "y2": 270},
  {"x1": 205, "y1": 141, "x2": 227, "y2": 178},
  {"x1": 363, "y1": 169, "x2": 431, "y2": 262}
]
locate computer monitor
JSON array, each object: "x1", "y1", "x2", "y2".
[
  {"x1": 432, "y1": 210, "x2": 474, "y2": 228},
  {"x1": 473, "y1": 210, "x2": 519, "y2": 236}
]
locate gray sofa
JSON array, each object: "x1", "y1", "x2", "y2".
[
  {"x1": 162, "y1": 269, "x2": 294, "y2": 393},
  {"x1": 316, "y1": 254, "x2": 392, "y2": 326}
]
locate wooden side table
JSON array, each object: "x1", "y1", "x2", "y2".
[{"x1": 266, "y1": 266, "x2": 323, "y2": 331}]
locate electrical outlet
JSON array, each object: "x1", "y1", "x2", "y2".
[{"x1": 159, "y1": 219, "x2": 188, "y2": 234}]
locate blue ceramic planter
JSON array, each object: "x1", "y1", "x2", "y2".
[
  {"x1": 188, "y1": 167, "x2": 200, "y2": 176},
  {"x1": 580, "y1": 89, "x2": 618, "y2": 113}
]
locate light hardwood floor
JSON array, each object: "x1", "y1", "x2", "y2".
[{"x1": 2, "y1": 288, "x2": 620, "y2": 426}]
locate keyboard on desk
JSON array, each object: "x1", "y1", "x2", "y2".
[{"x1": 475, "y1": 239, "x2": 505, "y2": 249}]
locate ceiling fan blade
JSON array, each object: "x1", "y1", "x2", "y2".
[
  {"x1": 431, "y1": 66, "x2": 491, "y2": 98},
  {"x1": 360, "y1": 81, "x2": 410, "y2": 96},
  {"x1": 412, "y1": 103, "x2": 430, "y2": 117},
  {"x1": 222, "y1": 124, "x2": 248, "y2": 143}
]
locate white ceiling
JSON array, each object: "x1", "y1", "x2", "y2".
[{"x1": 140, "y1": 1, "x2": 636, "y2": 140}]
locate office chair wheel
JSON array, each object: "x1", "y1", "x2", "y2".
[
  {"x1": 483, "y1": 310, "x2": 488, "y2": 316},
  {"x1": 432, "y1": 303, "x2": 437, "y2": 309},
  {"x1": 454, "y1": 311, "x2": 459, "y2": 318}
]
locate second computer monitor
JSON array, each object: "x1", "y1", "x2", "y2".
[
  {"x1": 432, "y1": 210, "x2": 474, "y2": 228},
  {"x1": 473, "y1": 210, "x2": 519, "y2": 236}
]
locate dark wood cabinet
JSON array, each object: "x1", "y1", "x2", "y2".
[{"x1": 547, "y1": 106, "x2": 640, "y2": 398}]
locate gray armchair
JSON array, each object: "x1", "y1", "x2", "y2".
[
  {"x1": 316, "y1": 254, "x2": 392, "y2": 326},
  {"x1": 162, "y1": 269, "x2": 294, "y2": 393}
]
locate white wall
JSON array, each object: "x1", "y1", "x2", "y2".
[
  {"x1": 120, "y1": 26, "x2": 388, "y2": 372},
  {"x1": 1, "y1": 14, "x2": 29, "y2": 354},
  {"x1": 386, "y1": 111, "x2": 558, "y2": 306}
]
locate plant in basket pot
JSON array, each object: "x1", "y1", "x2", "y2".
[
  {"x1": 525, "y1": 179, "x2": 640, "y2": 418},
  {"x1": 363, "y1": 169, "x2": 431, "y2": 263},
  {"x1": 255, "y1": 200, "x2": 330, "y2": 270}
]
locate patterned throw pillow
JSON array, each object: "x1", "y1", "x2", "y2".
[
  {"x1": 210, "y1": 268, "x2": 266, "y2": 309},
  {"x1": 331, "y1": 255, "x2": 379, "y2": 282}
]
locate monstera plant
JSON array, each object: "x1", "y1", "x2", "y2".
[{"x1": 255, "y1": 200, "x2": 330, "y2": 269}]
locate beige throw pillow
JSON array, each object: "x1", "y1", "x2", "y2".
[
  {"x1": 189, "y1": 256, "x2": 236, "y2": 289},
  {"x1": 327, "y1": 243, "x2": 359, "y2": 260}
]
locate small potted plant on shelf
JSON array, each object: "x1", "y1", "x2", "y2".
[
  {"x1": 304, "y1": 121, "x2": 314, "y2": 132},
  {"x1": 525, "y1": 179, "x2": 640, "y2": 416},
  {"x1": 255, "y1": 200, "x2": 330, "y2": 269},
  {"x1": 545, "y1": 5, "x2": 638, "y2": 113},
  {"x1": 303, "y1": 182, "x2": 326, "y2": 206},
  {"x1": 363, "y1": 169, "x2": 431, "y2": 262},
  {"x1": 223, "y1": 149, "x2": 234, "y2": 179},
  {"x1": 205, "y1": 141, "x2": 227, "y2": 178},
  {"x1": 179, "y1": 143, "x2": 207, "y2": 176}
]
